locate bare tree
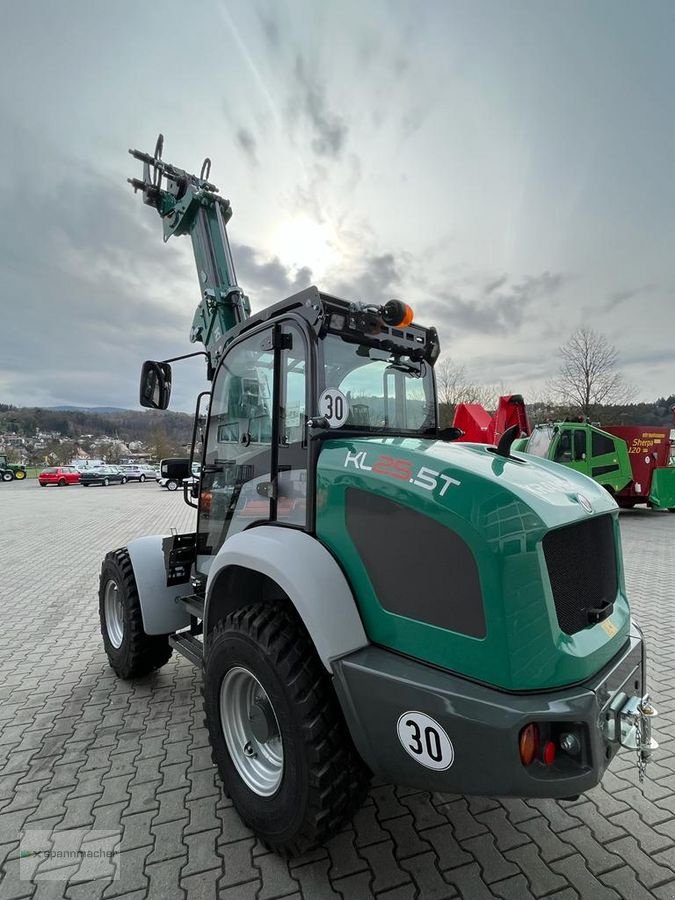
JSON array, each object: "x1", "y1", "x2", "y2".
[
  {"x1": 549, "y1": 328, "x2": 635, "y2": 417},
  {"x1": 436, "y1": 358, "x2": 499, "y2": 427}
]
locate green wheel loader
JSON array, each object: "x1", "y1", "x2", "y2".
[{"x1": 98, "y1": 136, "x2": 658, "y2": 855}]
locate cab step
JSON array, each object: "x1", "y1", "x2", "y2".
[
  {"x1": 180, "y1": 595, "x2": 205, "y2": 620},
  {"x1": 169, "y1": 632, "x2": 203, "y2": 667}
]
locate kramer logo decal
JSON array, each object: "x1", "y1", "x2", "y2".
[{"x1": 344, "y1": 450, "x2": 461, "y2": 497}]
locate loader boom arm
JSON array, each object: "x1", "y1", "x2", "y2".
[{"x1": 128, "y1": 134, "x2": 251, "y2": 376}]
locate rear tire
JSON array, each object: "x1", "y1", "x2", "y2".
[
  {"x1": 1, "y1": 472, "x2": 13, "y2": 482},
  {"x1": 139, "y1": 474, "x2": 146, "y2": 483},
  {"x1": 203, "y1": 604, "x2": 370, "y2": 856},
  {"x1": 166, "y1": 479, "x2": 179, "y2": 491},
  {"x1": 103, "y1": 478, "x2": 110, "y2": 486},
  {"x1": 99, "y1": 548, "x2": 173, "y2": 679},
  {"x1": 121, "y1": 476, "x2": 127, "y2": 484}
]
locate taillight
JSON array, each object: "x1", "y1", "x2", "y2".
[
  {"x1": 542, "y1": 740, "x2": 556, "y2": 766},
  {"x1": 519, "y1": 723, "x2": 539, "y2": 766}
]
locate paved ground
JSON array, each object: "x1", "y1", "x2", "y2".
[{"x1": 0, "y1": 480, "x2": 674, "y2": 900}]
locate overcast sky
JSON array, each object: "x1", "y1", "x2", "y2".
[{"x1": 1, "y1": 0, "x2": 674, "y2": 411}]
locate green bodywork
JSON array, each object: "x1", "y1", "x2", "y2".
[
  {"x1": 649, "y1": 467, "x2": 675, "y2": 510},
  {"x1": 316, "y1": 437, "x2": 629, "y2": 692}
]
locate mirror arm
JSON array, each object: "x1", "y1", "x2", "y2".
[{"x1": 162, "y1": 350, "x2": 209, "y2": 364}]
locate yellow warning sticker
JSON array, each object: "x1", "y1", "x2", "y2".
[{"x1": 601, "y1": 619, "x2": 618, "y2": 638}]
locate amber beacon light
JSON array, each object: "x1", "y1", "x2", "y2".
[{"x1": 382, "y1": 299, "x2": 414, "y2": 328}]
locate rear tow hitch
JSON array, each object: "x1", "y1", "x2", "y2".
[{"x1": 614, "y1": 695, "x2": 659, "y2": 782}]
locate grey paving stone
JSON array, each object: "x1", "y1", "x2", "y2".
[
  {"x1": 332, "y1": 871, "x2": 375, "y2": 900},
  {"x1": 550, "y1": 853, "x2": 621, "y2": 900},
  {"x1": 605, "y1": 835, "x2": 675, "y2": 888},
  {"x1": 179, "y1": 829, "x2": 222, "y2": 881},
  {"x1": 462, "y1": 833, "x2": 520, "y2": 883},
  {"x1": 145, "y1": 855, "x2": 187, "y2": 900},
  {"x1": 324, "y1": 830, "x2": 368, "y2": 880},
  {"x1": 290, "y1": 858, "x2": 340, "y2": 899},
  {"x1": 382, "y1": 814, "x2": 433, "y2": 860},
  {"x1": 256, "y1": 852, "x2": 301, "y2": 899},
  {"x1": 514, "y1": 815, "x2": 575, "y2": 863},
  {"x1": 400, "y1": 851, "x2": 454, "y2": 899},
  {"x1": 359, "y1": 841, "x2": 409, "y2": 893},
  {"x1": 422, "y1": 823, "x2": 472, "y2": 871},
  {"x1": 180, "y1": 867, "x2": 221, "y2": 900},
  {"x1": 558, "y1": 824, "x2": 623, "y2": 875}
]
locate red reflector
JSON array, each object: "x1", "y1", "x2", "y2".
[
  {"x1": 519, "y1": 723, "x2": 539, "y2": 766},
  {"x1": 543, "y1": 740, "x2": 556, "y2": 766}
]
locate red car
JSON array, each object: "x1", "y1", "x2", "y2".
[{"x1": 38, "y1": 466, "x2": 81, "y2": 487}]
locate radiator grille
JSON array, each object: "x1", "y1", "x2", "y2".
[{"x1": 543, "y1": 515, "x2": 618, "y2": 635}]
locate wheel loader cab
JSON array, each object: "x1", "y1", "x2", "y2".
[{"x1": 194, "y1": 292, "x2": 439, "y2": 574}]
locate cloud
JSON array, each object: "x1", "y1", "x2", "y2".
[
  {"x1": 232, "y1": 243, "x2": 313, "y2": 307},
  {"x1": 235, "y1": 127, "x2": 259, "y2": 166},
  {"x1": 325, "y1": 252, "x2": 402, "y2": 304},
  {"x1": 424, "y1": 271, "x2": 567, "y2": 336},
  {"x1": 603, "y1": 284, "x2": 656, "y2": 311},
  {"x1": 258, "y1": 7, "x2": 281, "y2": 53},
  {"x1": 290, "y1": 55, "x2": 348, "y2": 159}
]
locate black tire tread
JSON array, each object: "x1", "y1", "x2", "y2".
[
  {"x1": 99, "y1": 548, "x2": 173, "y2": 679},
  {"x1": 204, "y1": 603, "x2": 370, "y2": 855}
]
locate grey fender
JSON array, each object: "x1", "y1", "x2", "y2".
[
  {"x1": 204, "y1": 526, "x2": 368, "y2": 671},
  {"x1": 126, "y1": 536, "x2": 191, "y2": 635}
]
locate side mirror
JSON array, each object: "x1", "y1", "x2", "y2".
[{"x1": 139, "y1": 361, "x2": 172, "y2": 410}]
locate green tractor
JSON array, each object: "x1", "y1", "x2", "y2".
[
  {"x1": 0, "y1": 453, "x2": 27, "y2": 482},
  {"x1": 98, "y1": 136, "x2": 658, "y2": 854}
]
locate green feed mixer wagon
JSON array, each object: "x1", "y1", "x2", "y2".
[{"x1": 98, "y1": 136, "x2": 658, "y2": 854}]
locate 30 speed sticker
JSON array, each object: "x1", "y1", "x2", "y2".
[
  {"x1": 396, "y1": 711, "x2": 455, "y2": 770},
  {"x1": 319, "y1": 389, "x2": 349, "y2": 428}
]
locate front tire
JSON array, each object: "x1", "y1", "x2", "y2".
[
  {"x1": 139, "y1": 474, "x2": 146, "y2": 483},
  {"x1": 203, "y1": 604, "x2": 370, "y2": 855},
  {"x1": 99, "y1": 549, "x2": 173, "y2": 679},
  {"x1": 166, "y1": 479, "x2": 179, "y2": 491},
  {"x1": 103, "y1": 478, "x2": 110, "y2": 486},
  {"x1": 14, "y1": 470, "x2": 26, "y2": 480},
  {"x1": 58, "y1": 478, "x2": 66, "y2": 487}
]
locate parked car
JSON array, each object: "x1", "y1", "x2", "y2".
[
  {"x1": 38, "y1": 466, "x2": 81, "y2": 487},
  {"x1": 157, "y1": 458, "x2": 195, "y2": 491},
  {"x1": 120, "y1": 465, "x2": 156, "y2": 482},
  {"x1": 80, "y1": 467, "x2": 127, "y2": 487}
]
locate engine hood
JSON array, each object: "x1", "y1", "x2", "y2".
[{"x1": 315, "y1": 436, "x2": 629, "y2": 691}]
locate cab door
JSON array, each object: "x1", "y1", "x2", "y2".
[
  {"x1": 196, "y1": 320, "x2": 310, "y2": 573},
  {"x1": 197, "y1": 328, "x2": 275, "y2": 567}
]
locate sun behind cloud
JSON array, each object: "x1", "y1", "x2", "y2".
[{"x1": 273, "y1": 215, "x2": 338, "y2": 277}]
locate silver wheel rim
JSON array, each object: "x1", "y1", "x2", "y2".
[
  {"x1": 220, "y1": 666, "x2": 283, "y2": 796},
  {"x1": 104, "y1": 579, "x2": 124, "y2": 649}
]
